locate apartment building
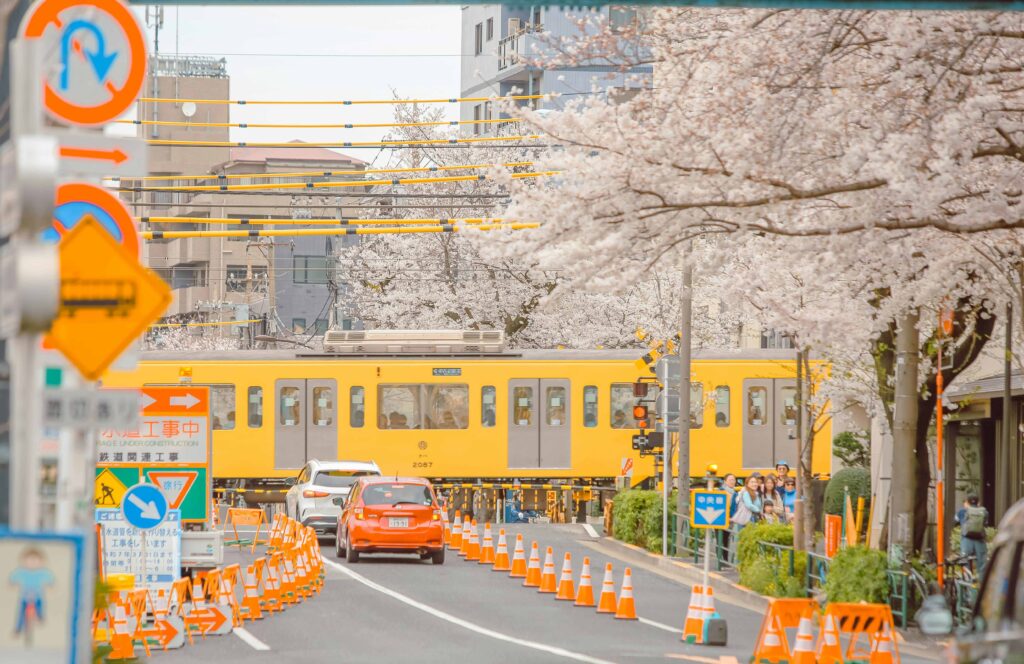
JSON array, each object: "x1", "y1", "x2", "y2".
[
  {"x1": 460, "y1": 6, "x2": 652, "y2": 128},
  {"x1": 126, "y1": 56, "x2": 366, "y2": 341}
]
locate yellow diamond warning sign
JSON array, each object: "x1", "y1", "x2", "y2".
[{"x1": 95, "y1": 468, "x2": 128, "y2": 508}]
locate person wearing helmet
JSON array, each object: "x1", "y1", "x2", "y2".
[{"x1": 775, "y1": 461, "x2": 791, "y2": 482}]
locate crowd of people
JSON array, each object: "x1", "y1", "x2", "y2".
[{"x1": 719, "y1": 461, "x2": 798, "y2": 529}]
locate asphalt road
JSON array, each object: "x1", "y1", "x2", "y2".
[{"x1": 148, "y1": 523, "x2": 940, "y2": 663}]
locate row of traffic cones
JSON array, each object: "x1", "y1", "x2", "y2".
[
  {"x1": 444, "y1": 510, "x2": 637, "y2": 620},
  {"x1": 756, "y1": 608, "x2": 897, "y2": 664}
]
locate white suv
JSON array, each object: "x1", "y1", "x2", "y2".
[{"x1": 284, "y1": 459, "x2": 382, "y2": 536}]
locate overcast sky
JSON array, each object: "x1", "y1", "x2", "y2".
[{"x1": 120, "y1": 5, "x2": 465, "y2": 167}]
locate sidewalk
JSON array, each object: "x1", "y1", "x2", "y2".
[{"x1": 584, "y1": 529, "x2": 946, "y2": 661}]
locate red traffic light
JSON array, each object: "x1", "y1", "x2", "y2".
[{"x1": 633, "y1": 404, "x2": 648, "y2": 420}]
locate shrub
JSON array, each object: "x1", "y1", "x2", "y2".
[
  {"x1": 823, "y1": 546, "x2": 889, "y2": 603},
  {"x1": 833, "y1": 430, "x2": 870, "y2": 469},
  {"x1": 612, "y1": 490, "x2": 660, "y2": 548},
  {"x1": 823, "y1": 467, "x2": 871, "y2": 521},
  {"x1": 736, "y1": 523, "x2": 807, "y2": 598}
]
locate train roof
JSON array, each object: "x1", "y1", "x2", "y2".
[{"x1": 136, "y1": 348, "x2": 806, "y2": 362}]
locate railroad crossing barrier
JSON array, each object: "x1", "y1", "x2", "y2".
[{"x1": 94, "y1": 514, "x2": 321, "y2": 659}]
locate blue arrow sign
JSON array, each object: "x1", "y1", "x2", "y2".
[
  {"x1": 690, "y1": 489, "x2": 731, "y2": 529},
  {"x1": 59, "y1": 19, "x2": 119, "y2": 91},
  {"x1": 121, "y1": 483, "x2": 169, "y2": 530}
]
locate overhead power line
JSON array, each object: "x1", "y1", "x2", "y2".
[
  {"x1": 124, "y1": 201, "x2": 501, "y2": 210},
  {"x1": 142, "y1": 223, "x2": 538, "y2": 240},
  {"x1": 138, "y1": 94, "x2": 554, "y2": 106},
  {"x1": 140, "y1": 216, "x2": 507, "y2": 226},
  {"x1": 117, "y1": 118, "x2": 521, "y2": 130},
  {"x1": 121, "y1": 171, "x2": 554, "y2": 193},
  {"x1": 115, "y1": 161, "x2": 536, "y2": 183},
  {"x1": 144, "y1": 135, "x2": 545, "y2": 148}
]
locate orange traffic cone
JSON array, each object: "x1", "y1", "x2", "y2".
[
  {"x1": 538, "y1": 547, "x2": 557, "y2": 593},
  {"x1": 459, "y1": 518, "x2": 474, "y2": 556},
  {"x1": 574, "y1": 557, "x2": 595, "y2": 607},
  {"x1": 523, "y1": 541, "x2": 542, "y2": 587},
  {"x1": 465, "y1": 521, "x2": 481, "y2": 561},
  {"x1": 107, "y1": 603, "x2": 136, "y2": 660},
  {"x1": 479, "y1": 524, "x2": 495, "y2": 564},
  {"x1": 450, "y1": 512, "x2": 463, "y2": 550},
  {"x1": 509, "y1": 535, "x2": 527, "y2": 578},
  {"x1": 817, "y1": 613, "x2": 843, "y2": 664},
  {"x1": 682, "y1": 585, "x2": 705, "y2": 643},
  {"x1": 596, "y1": 563, "x2": 616, "y2": 613},
  {"x1": 756, "y1": 615, "x2": 789, "y2": 663},
  {"x1": 493, "y1": 529, "x2": 511, "y2": 571},
  {"x1": 792, "y1": 609, "x2": 817, "y2": 664},
  {"x1": 614, "y1": 567, "x2": 637, "y2": 620},
  {"x1": 870, "y1": 622, "x2": 896, "y2": 664},
  {"x1": 442, "y1": 512, "x2": 451, "y2": 546},
  {"x1": 555, "y1": 553, "x2": 575, "y2": 600}
]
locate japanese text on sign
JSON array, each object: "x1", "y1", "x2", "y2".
[
  {"x1": 98, "y1": 416, "x2": 208, "y2": 464},
  {"x1": 96, "y1": 509, "x2": 181, "y2": 587},
  {"x1": 690, "y1": 489, "x2": 731, "y2": 529}
]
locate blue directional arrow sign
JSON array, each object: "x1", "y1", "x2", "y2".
[
  {"x1": 59, "y1": 20, "x2": 119, "y2": 91},
  {"x1": 690, "y1": 489, "x2": 731, "y2": 530},
  {"x1": 121, "y1": 483, "x2": 169, "y2": 530}
]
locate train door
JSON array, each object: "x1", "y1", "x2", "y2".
[
  {"x1": 507, "y1": 379, "x2": 571, "y2": 469},
  {"x1": 274, "y1": 379, "x2": 338, "y2": 469},
  {"x1": 742, "y1": 378, "x2": 798, "y2": 469}
]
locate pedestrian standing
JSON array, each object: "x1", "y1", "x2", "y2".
[
  {"x1": 775, "y1": 461, "x2": 791, "y2": 483},
  {"x1": 732, "y1": 475, "x2": 763, "y2": 533},
  {"x1": 957, "y1": 494, "x2": 989, "y2": 572},
  {"x1": 782, "y1": 477, "x2": 797, "y2": 522},
  {"x1": 762, "y1": 475, "x2": 785, "y2": 523}
]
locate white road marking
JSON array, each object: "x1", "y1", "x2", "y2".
[
  {"x1": 638, "y1": 616, "x2": 682, "y2": 634},
  {"x1": 233, "y1": 626, "x2": 270, "y2": 651},
  {"x1": 323, "y1": 558, "x2": 616, "y2": 664},
  {"x1": 582, "y1": 523, "x2": 600, "y2": 539}
]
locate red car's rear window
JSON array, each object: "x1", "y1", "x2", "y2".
[{"x1": 361, "y1": 483, "x2": 433, "y2": 506}]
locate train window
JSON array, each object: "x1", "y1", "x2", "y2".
[
  {"x1": 378, "y1": 384, "x2": 422, "y2": 429},
  {"x1": 513, "y1": 386, "x2": 534, "y2": 426},
  {"x1": 312, "y1": 387, "x2": 334, "y2": 426},
  {"x1": 546, "y1": 386, "x2": 567, "y2": 426},
  {"x1": 350, "y1": 386, "x2": 365, "y2": 428},
  {"x1": 247, "y1": 386, "x2": 263, "y2": 428},
  {"x1": 610, "y1": 383, "x2": 638, "y2": 428},
  {"x1": 748, "y1": 387, "x2": 768, "y2": 425},
  {"x1": 779, "y1": 387, "x2": 798, "y2": 425},
  {"x1": 583, "y1": 386, "x2": 598, "y2": 428},
  {"x1": 211, "y1": 385, "x2": 235, "y2": 430},
  {"x1": 481, "y1": 386, "x2": 496, "y2": 427},
  {"x1": 714, "y1": 386, "x2": 729, "y2": 427},
  {"x1": 690, "y1": 383, "x2": 704, "y2": 429},
  {"x1": 425, "y1": 385, "x2": 469, "y2": 429},
  {"x1": 280, "y1": 386, "x2": 302, "y2": 426}
]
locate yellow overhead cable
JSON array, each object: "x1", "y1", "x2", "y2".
[
  {"x1": 140, "y1": 217, "x2": 506, "y2": 226},
  {"x1": 144, "y1": 135, "x2": 544, "y2": 148},
  {"x1": 116, "y1": 118, "x2": 520, "y2": 129},
  {"x1": 121, "y1": 171, "x2": 556, "y2": 193},
  {"x1": 142, "y1": 223, "x2": 538, "y2": 240},
  {"x1": 115, "y1": 161, "x2": 536, "y2": 183},
  {"x1": 150, "y1": 319, "x2": 262, "y2": 329},
  {"x1": 138, "y1": 94, "x2": 552, "y2": 106}
]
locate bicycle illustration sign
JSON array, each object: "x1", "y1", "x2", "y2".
[{"x1": 0, "y1": 532, "x2": 83, "y2": 663}]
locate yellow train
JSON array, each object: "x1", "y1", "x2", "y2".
[{"x1": 102, "y1": 337, "x2": 831, "y2": 490}]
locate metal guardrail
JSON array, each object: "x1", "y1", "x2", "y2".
[
  {"x1": 670, "y1": 514, "x2": 736, "y2": 570},
  {"x1": 887, "y1": 570, "x2": 910, "y2": 629}
]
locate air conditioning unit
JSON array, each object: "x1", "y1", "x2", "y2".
[{"x1": 323, "y1": 329, "x2": 505, "y2": 355}]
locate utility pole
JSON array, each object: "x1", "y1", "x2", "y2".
[
  {"x1": 793, "y1": 347, "x2": 804, "y2": 551},
  {"x1": 675, "y1": 261, "x2": 692, "y2": 556},
  {"x1": 891, "y1": 310, "x2": 920, "y2": 559},
  {"x1": 1001, "y1": 303, "x2": 1012, "y2": 518}
]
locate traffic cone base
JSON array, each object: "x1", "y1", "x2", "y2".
[{"x1": 682, "y1": 585, "x2": 705, "y2": 643}]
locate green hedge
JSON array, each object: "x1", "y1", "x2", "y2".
[
  {"x1": 612, "y1": 490, "x2": 670, "y2": 552},
  {"x1": 823, "y1": 546, "x2": 888, "y2": 603},
  {"x1": 736, "y1": 523, "x2": 807, "y2": 598}
]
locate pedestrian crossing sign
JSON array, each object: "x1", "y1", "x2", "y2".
[
  {"x1": 94, "y1": 468, "x2": 131, "y2": 508},
  {"x1": 690, "y1": 489, "x2": 731, "y2": 529}
]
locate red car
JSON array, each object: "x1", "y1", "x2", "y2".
[{"x1": 335, "y1": 476, "x2": 445, "y2": 564}]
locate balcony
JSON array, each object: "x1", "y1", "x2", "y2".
[{"x1": 498, "y1": 28, "x2": 541, "y2": 72}]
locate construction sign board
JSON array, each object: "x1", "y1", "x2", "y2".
[
  {"x1": 96, "y1": 508, "x2": 181, "y2": 588},
  {"x1": 96, "y1": 386, "x2": 210, "y2": 523}
]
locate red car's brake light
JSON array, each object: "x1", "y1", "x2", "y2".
[
  {"x1": 354, "y1": 507, "x2": 364, "y2": 520},
  {"x1": 303, "y1": 490, "x2": 329, "y2": 499},
  {"x1": 432, "y1": 509, "x2": 441, "y2": 521}
]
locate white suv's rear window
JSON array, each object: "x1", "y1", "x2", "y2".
[{"x1": 313, "y1": 470, "x2": 377, "y2": 488}]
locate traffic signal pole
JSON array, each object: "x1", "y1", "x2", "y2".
[{"x1": 675, "y1": 261, "x2": 692, "y2": 556}]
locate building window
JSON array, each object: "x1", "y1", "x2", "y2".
[
  {"x1": 475, "y1": 22, "x2": 483, "y2": 55},
  {"x1": 761, "y1": 329, "x2": 794, "y2": 349},
  {"x1": 226, "y1": 265, "x2": 248, "y2": 293},
  {"x1": 314, "y1": 318, "x2": 329, "y2": 335},
  {"x1": 293, "y1": 255, "x2": 330, "y2": 285},
  {"x1": 473, "y1": 104, "x2": 482, "y2": 136},
  {"x1": 248, "y1": 386, "x2": 263, "y2": 428},
  {"x1": 481, "y1": 386, "x2": 496, "y2": 427},
  {"x1": 583, "y1": 386, "x2": 598, "y2": 428},
  {"x1": 714, "y1": 386, "x2": 729, "y2": 427},
  {"x1": 211, "y1": 385, "x2": 235, "y2": 430},
  {"x1": 171, "y1": 262, "x2": 207, "y2": 290},
  {"x1": 350, "y1": 386, "x2": 365, "y2": 428},
  {"x1": 486, "y1": 17, "x2": 494, "y2": 41},
  {"x1": 292, "y1": 318, "x2": 306, "y2": 334}
]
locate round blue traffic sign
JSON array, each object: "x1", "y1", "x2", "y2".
[{"x1": 121, "y1": 483, "x2": 169, "y2": 530}]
